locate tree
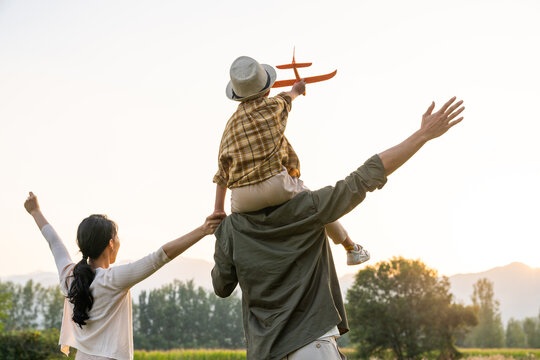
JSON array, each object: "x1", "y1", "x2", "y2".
[
  {"x1": 39, "y1": 286, "x2": 64, "y2": 330},
  {"x1": 464, "y1": 278, "x2": 505, "y2": 347},
  {"x1": 4, "y1": 280, "x2": 42, "y2": 331},
  {"x1": 208, "y1": 291, "x2": 244, "y2": 348},
  {"x1": 522, "y1": 315, "x2": 540, "y2": 348},
  {"x1": 347, "y1": 257, "x2": 477, "y2": 360},
  {"x1": 0, "y1": 281, "x2": 64, "y2": 332},
  {"x1": 506, "y1": 318, "x2": 526, "y2": 348},
  {"x1": 133, "y1": 280, "x2": 244, "y2": 350},
  {"x1": 0, "y1": 282, "x2": 13, "y2": 331}
]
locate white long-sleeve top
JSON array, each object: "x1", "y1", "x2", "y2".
[{"x1": 41, "y1": 224, "x2": 171, "y2": 360}]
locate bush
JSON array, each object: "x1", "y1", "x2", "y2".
[{"x1": 0, "y1": 329, "x2": 74, "y2": 360}]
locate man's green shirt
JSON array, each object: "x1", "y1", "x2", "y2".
[{"x1": 212, "y1": 155, "x2": 388, "y2": 360}]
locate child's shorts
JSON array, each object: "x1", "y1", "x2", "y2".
[
  {"x1": 231, "y1": 168, "x2": 307, "y2": 213},
  {"x1": 230, "y1": 169, "x2": 349, "y2": 245}
]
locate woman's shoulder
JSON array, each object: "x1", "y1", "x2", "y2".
[
  {"x1": 90, "y1": 268, "x2": 129, "y2": 294},
  {"x1": 59, "y1": 263, "x2": 75, "y2": 294}
]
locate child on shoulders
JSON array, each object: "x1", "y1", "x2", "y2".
[{"x1": 213, "y1": 56, "x2": 369, "y2": 265}]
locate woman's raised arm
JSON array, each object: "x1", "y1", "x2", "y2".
[
  {"x1": 24, "y1": 192, "x2": 49, "y2": 230},
  {"x1": 24, "y1": 192, "x2": 74, "y2": 279}
]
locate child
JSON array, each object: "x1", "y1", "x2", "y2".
[{"x1": 213, "y1": 56, "x2": 369, "y2": 265}]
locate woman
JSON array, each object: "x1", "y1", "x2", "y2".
[{"x1": 24, "y1": 192, "x2": 225, "y2": 360}]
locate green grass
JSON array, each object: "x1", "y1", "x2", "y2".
[
  {"x1": 134, "y1": 348, "x2": 355, "y2": 360},
  {"x1": 459, "y1": 348, "x2": 540, "y2": 359},
  {"x1": 134, "y1": 349, "x2": 247, "y2": 360},
  {"x1": 132, "y1": 348, "x2": 540, "y2": 360}
]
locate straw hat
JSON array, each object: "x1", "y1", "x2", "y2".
[{"x1": 226, "y1": 56, "x2": 277, "y2": 101}]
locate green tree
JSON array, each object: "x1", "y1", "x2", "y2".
[
  {"x1": 523, "y1": 315, "x2": 540, "y2": 348},
  {"x1": 4, "y1": 280, "x2": 42, "y2": 331},
  {"x1": 208, "y1": 291, "x2": 244, "y2": 348},
  {"x1": 177, "y1": 281, "x2": 212, "y2": 347},
  {"x1": 506, "y1": 318, "x2": 526, "y2": 347},
  {"x1": 134, "y1": 283, "x2": 179, "y2": 349},
  {"x1": 0, "y1": 282, "x2": 64, "y2": 332},
  {"x1": 0, "y1": 282, "x2": 13, "y2": 331},
  {"x1": 347, "y1": 257, "x2": 477, "y2": 360},
  {"x1": 40, "y1": 286, "x2": 64, "y2": 330},
  {"x1": 464, "y1": 278, "x2": 505, "y2": 347},
  {"x1": 133, "y1": 280, "x2": 244, "y2": 350}
]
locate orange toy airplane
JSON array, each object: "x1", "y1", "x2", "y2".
[{"x1": 272, "y1": 48, "x2": 337, "y2": 91}]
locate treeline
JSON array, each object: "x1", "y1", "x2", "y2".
[
  {"x1": 133, "y1": 280, "x2": 244, "y2": 349},
  {"x1": 1, "y1": 261, "x2": 540, "y2": 356},
  {"x1": 454, "y1": 278, "x2": 540, "y2": 348},
  {"x1": 0, "y1": 279, "x2": 244, "y2": 350},
  {"x1": 0, "y1": 280, "x2": 63, "y2": 331}
]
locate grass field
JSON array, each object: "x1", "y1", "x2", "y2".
[
  {"x1": 134, "y1": 349, "x2": 246, "y2": 360},
  {"x1": 133, "y1": 348, "x2": 540, "y2": 360},
  {"x1": 460, "y1": 349, "x2": 540, "y2": 359},
  {"x1": 134, "y1": 349, "x2": 354, "y2": 359}
]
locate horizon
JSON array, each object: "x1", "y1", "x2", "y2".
[
  {"x1": 1, "y1": 0, "x2": 539, "y2": 278},
  {"x1": 1, "y1": 256, "x2": 538, "y2": 279},
  {"x1": 3, "y1": 256, "x2": 539, "y2": 325}
]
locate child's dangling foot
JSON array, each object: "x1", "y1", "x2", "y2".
[{"x1": 342, "y1": 237, "x2": 370, "y2": 265}]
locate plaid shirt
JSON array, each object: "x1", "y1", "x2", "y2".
[{"x1": 213, "y1": 92, "x2": 300, "y2": 189}]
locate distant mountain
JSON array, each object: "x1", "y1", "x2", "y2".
[
  {"x1": 3, "y1": 260, "x2": 539, "y2": 323},
  {"x1": 448, "y1": 262, "x2": 540, "y2": 323},
  {"x1": 338, "y1": 262, "x2": 540, "y2": 324},
  {"x1": 2, "y1": 271, "x2": 59, "y2": 288}
]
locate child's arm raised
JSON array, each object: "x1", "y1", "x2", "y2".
[{"x1": 285, "y1": 79, "x2": 306, "y2": 100}]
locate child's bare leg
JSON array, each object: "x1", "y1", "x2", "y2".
[
  {"x1": 325, "y1": 221, "x2": 370, "y2": 265},
  {"x1": 325, "y1": 221, "x2": 350, "y2": 248},
  {"x1": 341, "y1": 236, "x2": 355, "y2": 250}
]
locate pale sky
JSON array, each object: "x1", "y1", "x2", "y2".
[{"x1": 1, "y1": 0, "x2": 539, "y2": 279}]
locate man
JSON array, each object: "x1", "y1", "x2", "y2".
[{"x1": 212, "y1": 97, "x2": 465, "y2": 360}]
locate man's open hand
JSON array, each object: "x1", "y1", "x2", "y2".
[{"x1": 420, "y1": 97, "x2": 465, "y2": 141}]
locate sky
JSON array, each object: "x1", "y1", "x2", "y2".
[{"x1": 1, "y1": 0, "x2": 539, "y2": 279}]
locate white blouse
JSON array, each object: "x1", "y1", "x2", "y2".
[{"x1": 41, "y1": 224, "x2": 171, "y2": 360}]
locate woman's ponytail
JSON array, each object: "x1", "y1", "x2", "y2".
[
  {"x1": 67, "y1": 215, "x2": 117, "y2": 328},
  {"x1": 68, "y1": 256, "x2": 95, "y2": 327}
]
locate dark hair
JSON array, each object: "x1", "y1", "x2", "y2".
[{"x1": 67, "y1": 214, "x2": 117, "y2": 328}]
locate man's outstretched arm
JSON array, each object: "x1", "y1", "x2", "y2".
[
  {"x1": 312, "y1": 97, "x2": 464, "y2": 225},
  {"x1": 379, "y1": 97, "x2": 464, "y2": 176}
]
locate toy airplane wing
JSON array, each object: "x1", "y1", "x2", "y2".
[
  {"x1": 272, "y1": 47, "x2": 337, "y2": 89},
  {"x1": 272, "y1": 70, "x2": 337, "y2": 88},
  {"x1": 276, "y1": 62, "x2": 312, "y2": 69}
]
